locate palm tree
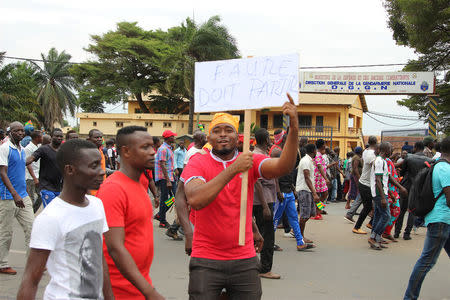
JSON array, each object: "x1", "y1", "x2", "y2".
[
  {"x1": 164, "y1": 16, "x2": 240, "y2": 134},
  {"x1": 33, "y1": 48, "x2": 77, "y2": 130},
  {"x1": 0, "y1": 56, "x2": 42, "y2": 128}
]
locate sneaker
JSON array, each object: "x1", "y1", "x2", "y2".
[
  {"x1": 178, "y1": 227, "x2": 185, "y2": 236},
  {"x1": 297, "y1": 244, "x2": 315, "y2": 251},
  {"x1": 403, "y1": 234, "x2": 412, "y2": 240},
  {"x1": 311, "y1": 214, "x2": 323, "y2": 220},
  {"x1": 259, "y1": 271, "x2": 281, "y2": 279},
  {"x1": 274, "y1": 244, "x2": 283, "y2": 251},
  {"x1": 283, "y1": 232, "x2": 292, "y2": 238},
  {"x1": 159, "y1": 221, "x2": 170, "y2": 228},
  {"x1": 0, "y1": 267, "x2": 17, "y2": 275},
  {"x1": 352, "y1": 228, "x2": 367, "y2": 234},
  {"x1": 344, "y1": 215, "x2": 355, "y2": 223},
  {"x1": 166, "y1": 229, "x2": 183, "y2": 241},
  {"x1": 394, "y1": 233, "x2": 400, "y2": 239},
  {"x1": 153, "y1": 213, "x2": 160, "y2": 221}
]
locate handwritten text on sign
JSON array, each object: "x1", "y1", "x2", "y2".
[
  {"x1": 194, "y1": 54, "x2": 299, "y2": 112},
  {"x1": 299, "y1": 72, "x2": 435, "y2": 95}
]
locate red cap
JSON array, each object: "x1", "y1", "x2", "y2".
[{"x1": 162, "y1": 130, "x2": 177, "y2": 138}]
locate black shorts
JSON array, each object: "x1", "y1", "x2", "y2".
[{"x1": 188, "y1": 256, "x2": 262, "y2": 300}]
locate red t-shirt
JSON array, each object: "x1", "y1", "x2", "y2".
[
  {"x1": 139, "y1": 169, "x2": 153, "y2": 188},
  {"x1": 96, "y1": 171, "x2": 154, "y2": 299},
  {"x1": 181, "y1": 151, "x2": 269, "y2": 260}
]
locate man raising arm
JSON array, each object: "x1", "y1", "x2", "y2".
[{"x1": 182, "y1": 94, "x2": 299, "y2": 299}]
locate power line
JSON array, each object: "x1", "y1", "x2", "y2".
[
  {"x1": 367, "y1": 111, "x2": 419, "y2": 121},
  {"x1": 3, "y1": 55, "x2": 412, "y2": 69},
  {"x1": 104, "y1": 102, "x2": 125, "y2": 113},
  {"x1": 3, "y1": 55, "x2": 88, "y2": 65},
  {"x1": 299, "y1": 63, "x2": 408, "y2": 69},
  {"x1": 364, "y1": 113, "x2": 422, "y2": 127}
]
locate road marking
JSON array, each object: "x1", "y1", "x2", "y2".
[{"x1": 10, "y1": 249, "x2": 26, "y2": 254}]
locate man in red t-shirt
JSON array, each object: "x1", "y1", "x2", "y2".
[
  {"x1": 181, "y1": 95, "x2": 299, "y2": 299},
  {"x1": 96, "y1": 126, "x2": 164, "y2": 300}
]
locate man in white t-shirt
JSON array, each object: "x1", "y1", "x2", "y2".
[
  {"x1": 24, "y1": 130, "x2": 42, "y2": 213},
  {"x1": 296, "y1": 143, "x2": 319, "y2": 244},
  {"x1": 368, "y1": 142, "x2": 390, "y2": 250},
  {"x1": 17, "y1": 139, "x2": 114, "y2": 300},
  {"x1": 353, "y1": 136, "x2": 378, "y2": 234},
  {"x1": 184, "y1": 130, "x2": 207, "y2": 167}
]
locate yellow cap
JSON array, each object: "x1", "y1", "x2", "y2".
[{"x1": 209, "y1": 113, "x2": 239, "y2": 134}]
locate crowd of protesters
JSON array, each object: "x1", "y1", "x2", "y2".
[{"x1": 0, "y1": 104, "x2": 448, "y2": 300}]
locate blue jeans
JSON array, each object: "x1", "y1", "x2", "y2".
[
  {"x1": 370, "y1": 195, "x2": 390, "y2": 242},
  {"x1": 273, "y1": 192, "x2": 304, "y2": 246},
  {"x1": 330, "y1": 178, "x2": 337, "y2": 201},
  {"x1": 40, "y1": 190, "x2": 60, "y2": 207},
  {"x1": 404, "y1": 222, "x2": 450, "y2": 300},
  {"x1": 157, "y1": 179, "x2": 177, "y2": 224}
]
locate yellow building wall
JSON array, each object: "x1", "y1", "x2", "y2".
[
  {"x1": 80, "y1": 96, "x2": 364, "y2": 157},
  {"x1": 77, "y1": 113, "x2": 217, "y2": 137},
  {"x1": 253, "y1": 103, "x2": 364, "y2": 158}
]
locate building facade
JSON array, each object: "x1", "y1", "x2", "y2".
[{"x1": 77, "y1": 93, "x2": 366, "y2": 156}]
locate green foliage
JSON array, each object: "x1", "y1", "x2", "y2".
[
  {"x1": 71, "y1": 22, "x2": 175, "y2": 113},
  {"x1": 384, "y1": 0, "x2": 450, "y2": 134},
  {"x1": 71, "y1": 17, "x2": 239, "y2": 133},
  {"x1": 33, "y1": 48, "x2": 77, "y2": 130},
  {"x1": 163, "y1": 16, "x2": 240, "y2": 133},
  {"x1": 0, "y1": 60, "x2": 43, "y2": 128},
  {"x1": 238, "y1": 122, "x2": 260, "y2": 134}
]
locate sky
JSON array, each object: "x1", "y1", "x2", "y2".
[{"x1": 1, "y1": 0, "x2": 427, "y2": 135}]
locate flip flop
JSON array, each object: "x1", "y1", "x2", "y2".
[{"x1": 297, "y1": 244, "x2": 315, "y2": 251}]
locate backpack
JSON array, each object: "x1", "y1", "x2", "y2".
[{"x1": 408, "y1": 159, "x2": 449, "y2": 217}]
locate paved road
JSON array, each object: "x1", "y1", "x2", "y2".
[{"x1": 2, "y1": 202, "x2": 449, "y2": 300}]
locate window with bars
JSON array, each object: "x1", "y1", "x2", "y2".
[
  {"x1": 273, "y1": 114, "x2": 283, "y2": 128},
  {"x1": 299, "y1": 115, "x2": 312, "y2": 127}
]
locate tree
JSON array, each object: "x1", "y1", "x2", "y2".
[
  {"x1": 33, "y1": 48, "x2": 77, "y2": 130},
  {"x1": 71, "y1": 22, "x2": 177, "y2": 113},
  {"x1": 0, "y1": 59, "x2": 43, "y2": 128},
  {"x1": 384, "y1": 0, "x2": 450, "y2": 134},
  {"x1": 164, "y1": 16, "x2": 240, "y2": 133}
]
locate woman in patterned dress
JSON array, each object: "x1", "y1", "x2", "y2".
[
  {"x1": 383, "y1": 145, "x2": 404, "y2": 241},
  {"x1": 312, "y1": 139, "x2": 330, "y2": 220}
]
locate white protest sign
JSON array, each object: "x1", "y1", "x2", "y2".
[
  {"x1": 299, "y1": 71, "x2": 435, "y2": 94},
  {"x1": 194, "y1": 54, "x2": 299, "y2": 113}
]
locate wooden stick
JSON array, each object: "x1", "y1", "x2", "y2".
[{"x1": 239, "y1": 109, "x2": 252, "y2": 246}]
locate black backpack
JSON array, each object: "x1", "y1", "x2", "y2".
[{"x1": 408, "y1": 159, "x2": 449, "y2": 217}]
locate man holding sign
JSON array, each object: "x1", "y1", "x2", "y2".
[{"x1": 181, "y1": 94, "x2": 299, "y2": 299}]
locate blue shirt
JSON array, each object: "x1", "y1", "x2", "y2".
[
  {"x1": 0, "y1": 141, "x2": 28, "y2": 200},
  {"x1": 174, "y1": 147, "x2": 187, "y2": 169},
  {"x1": 425, "y1": 160, "x2": 450, "y2": 226},
  {"x1": 20, "y1": 135, "x2": 32, "y2": 147}
]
